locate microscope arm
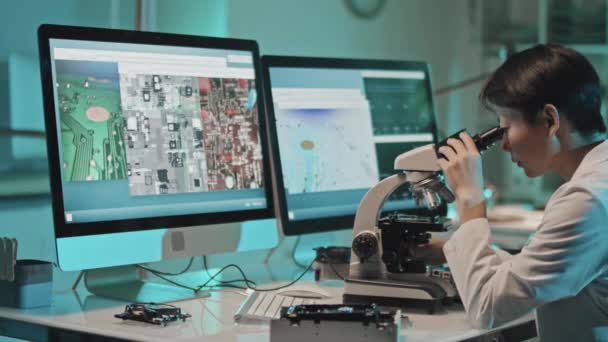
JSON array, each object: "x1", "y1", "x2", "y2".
[
  {"x1": 352, "y1": 144, "x2": 440, "y2": 248},
  {"x1": 348, "y1": 173, "x2": 410, "y2": 279},
  {"x1": 348, "y1": 143, "x2": 447, "y2": 279},
  {"x1": 353, "y1": 174, "x2": 409, "y2": 240}
]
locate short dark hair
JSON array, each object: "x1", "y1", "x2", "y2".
[{"x1": 480, "y1": 44, "x2": 607, "y2": 135}]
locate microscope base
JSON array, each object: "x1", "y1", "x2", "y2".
[{"x1": 343, "y1": 277, "x2": 457, "y2": 314}]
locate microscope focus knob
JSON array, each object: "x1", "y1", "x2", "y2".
[
  {"x1": 352, "y1": 231, "x2": 378, "y2": 261},
  {"x1": 382, "y1": 250, "x2": 398, "y2": 268},
  {"x1": 415, "y1": 232, "x2": 432, "y2": 244}
]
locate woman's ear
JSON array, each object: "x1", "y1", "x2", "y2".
[{"x1": 542, "y1": 104, "x2": 560, "y2": 137}]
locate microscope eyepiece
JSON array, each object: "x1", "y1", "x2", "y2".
[
  {"x1": 473, "y1": 126, "x2": 505, "y2": 152},
  {"x1": 436, "y1": 125, "x2": 505, "y2": 159}
]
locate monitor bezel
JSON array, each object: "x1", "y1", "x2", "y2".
[
  {"x1": 261, "y1": 55, "x2": 446, "y2": 236},
  {"x1": 38, "y1": 24, "x2": 274, "y2": 238}
]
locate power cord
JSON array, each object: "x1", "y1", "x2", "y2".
[
  {"x1": 291, "y1": 236, "x2": 313, "y2": 269},
  {"x1": 293, "y1": 240, "x2": 351, "y2": 281},
  {"x1": 136, "y1": 257, "x2": 257, "y2": 292},
  {"x1": 325, "y1": 257, "x2": 346, "y2": 280},
  {"x1": 136, "y1": 258, "x2": 201, "y2": 293},
  {"x1": 136, "y1": 256, "x2": 315, "y2": 294},
  {"x1": 202, "y1": 256, "x2": 257, "y2": 289},
  {"x1": 136, "y1": 257, "x2": 194, "y2": 276},
  {"x1": 196, "y1": 260, "x2": 314, "y2": 292},
  {"x1": 239, "y1": 260, "x2": 314, "y2": 292},
  {"x1": 141, "y1": 269, "x2": 200, "y2": 293}
]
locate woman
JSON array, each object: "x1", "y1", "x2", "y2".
[{"x1": 418, "y1": 44, "x2": 608, "y2": 341}]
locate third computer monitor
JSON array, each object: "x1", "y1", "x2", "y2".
[{"x1": 262, "y1": 56, "x2": 445, "y2": 236}]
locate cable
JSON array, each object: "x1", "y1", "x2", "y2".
[
  {"x1": 136, "y1": 257, "x2": 255, "y2": 293},
  {"x1": 138, "y1": 261, "x2": 250, "y2": 293},
  {"x1": 291, "y1": 236, "x2": 312, "y2": 269},
  {"x1": 247, "y1": 260, "x2": 314, "y2": 292},
  {"x1": 196, "y1": 260, "x2": 314, "y2": 292},
  {"x1": 136, "y1": 257, "x2": 194, "y2": 276},
  {"x1": 202, "y1": 256, "x2": 257, "y2": 289},
  {"x1": 325, "y1": 257, "x2": 346, "y2": 281},
  {"x1": 136, "y1": 257, "x2": 221, "y2": 293},
  {"x1": 137, "y1": 256, "x2": 314, "y2": 294},
  {"x1": 144, "y1": 269, "x2": 200, "y2": 293},
  {"x1": 197, "y1": 263, "x2": 254, "y2": 290}
]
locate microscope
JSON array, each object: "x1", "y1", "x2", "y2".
[{"x1": 343, "y1": 126, "x2": 505, "y2": 313}]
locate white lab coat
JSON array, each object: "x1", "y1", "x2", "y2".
[{"x1": 444, "y1": 140, "x2": 608, "y2": 342}]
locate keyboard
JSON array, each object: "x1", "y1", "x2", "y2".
[{"x1": 234, "y1": 291, "x2": 318, "y2": 322}]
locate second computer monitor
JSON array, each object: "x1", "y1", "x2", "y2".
[{"x1": 262, "y1": 56, "x2": 444, "y2": 236}]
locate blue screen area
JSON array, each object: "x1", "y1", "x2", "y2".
[
  {"x1": 49, "y1": 39, "x2": 267, "y2": 223},
  {"x1": 268, "y1": 66, "x2": 436, "y2": 222}
]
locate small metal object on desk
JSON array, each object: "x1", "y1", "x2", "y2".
[
  {"x1": 271, "y1": 303, "x2": 402, "y2": 342},
  {"x1": 9, "y1": 239, "x2": 17, "y2": 282},
  {"x1": 0, "y1": 238, "x2": 5, "y2": 280},
  {"x1": 115, "y1": 303, "x2": 191, "y2": 326},
  {"x1": 0, "y1": 237, "x2": 18, "y2": 281}
]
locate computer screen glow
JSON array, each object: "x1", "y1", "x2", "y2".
[
  {"x1": 268, "y1": 65, "x2": 436, "y2": 223},
  {"x1": 49, "y1": 39, "x2": 267, "y2": 224}
]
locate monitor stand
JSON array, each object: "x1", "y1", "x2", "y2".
[
  {"x1": 73, "y1": 266, "x2": 210, "y2": 303},
  {"x1": 64, "y1": 222, "x2": 279, "y2": 303}
]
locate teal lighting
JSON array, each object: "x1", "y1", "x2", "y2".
[
  {"x1": 484, "y1": 188, "x2": 494, "y2": 200},
  {"x1": 237, "y1": 219, "x2": 279, "y2": 252},
  {"x1": 56, "y1": 229, "x2": 166, "y2": 271}
]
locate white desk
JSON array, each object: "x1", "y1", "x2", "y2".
[{"x1": 0, "y1": 270, "x2": 536, "y2": 342}]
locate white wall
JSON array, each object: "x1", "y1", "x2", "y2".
[
  {"x1": 0, "y1": 0, "x2": 136, "y2": 297},
  {"x1": 0, "y1": 0, "x2": 135, "y2": 162},
  {"x1": 226, "y1": 0, "x2": 485, "y2": 137}
]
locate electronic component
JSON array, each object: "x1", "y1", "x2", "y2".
[
  {"x1": 270, "y1": 304, "x2": 402, "y2": 342},
  {"x1": 114, "y1": 303, "x2": 191, "y2": 326}
]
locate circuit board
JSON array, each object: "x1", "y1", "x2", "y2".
[{"x1": 56, "y1": 60, "x2": 127, "y2": 181}]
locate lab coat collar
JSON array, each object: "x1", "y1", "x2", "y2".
[{"x1": 570, "y1": 139, "x2": 608, "y2": 180}]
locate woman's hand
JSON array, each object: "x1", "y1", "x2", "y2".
[{"x1": 437, "y1": 131, "x2": 486, "y2": 222}]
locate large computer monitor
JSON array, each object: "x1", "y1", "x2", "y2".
[
  {"x1": 262, "y1": 56, "x2": 445, "y2": 236},
  {"x1": 38, "y1": 25, "x2": 274, "y2": 298}
]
